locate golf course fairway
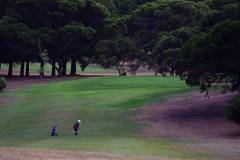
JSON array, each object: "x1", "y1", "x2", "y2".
[{"x1": 0, "y1": 76, "x2": 203, "y2": 159}]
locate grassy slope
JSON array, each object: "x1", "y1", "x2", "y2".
[{"x1": 0, "y1": 76, "x2": 201, "y2": 158}]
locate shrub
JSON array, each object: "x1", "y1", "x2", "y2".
[
  {"x1": 226, "y1": 96, "x2": 240, "y2": 124},
  {"x1": 0, "y1": 77, "x2": 7, "y2": 91}
]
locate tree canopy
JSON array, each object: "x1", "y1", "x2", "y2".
[
  {"x1": 0, "y1": 0, "x2": 239, "y2": 92},
  {"x1": 180, "y1": 20, "x2": 240, "y2": 91}
]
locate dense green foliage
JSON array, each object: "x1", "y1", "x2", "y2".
[
  {"x1": 0, "y1": 0, "x2": 110, "y2": 76},
  {"x1": 95, "y1": 36, "x2": 137, "y2": 75},
  {"x1": 0, "y1": 77, "x2": 7, "y2": 91},
  {"x1": 226, "y1": 96, "x2": 240, "y2": 124},
  {"x1": 0, "y1": 0, "x2": 240, "y2": 90},
  {"x1": 0, "y1": 77, "x2": 200, "y2": 157},
  {"x1": 95, "y1": 0, "x2": 240, "y2": 87},
  {"x1": 180, "y1": 20, "x2": 240, "y2": 91}
]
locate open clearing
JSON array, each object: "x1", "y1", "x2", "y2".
[
  {"x1": 0, "y1": 77, "x2": 239, "y2": 160},
  {"x1": 135, "y1": 91, "x2": 240, "y2": 160}
]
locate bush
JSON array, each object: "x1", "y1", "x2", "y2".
[
  {"x1": 0, "y1": 77, "x2": 7, "y2": 91},
  {"x1": 226, "y1": 96, "x2": 240, "y2": 124}
]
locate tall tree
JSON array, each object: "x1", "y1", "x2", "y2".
[
  {"x1": 95, "y1": 36, "x2": 138, "y2": 76},
  {"x1": 179, "y1": 20, "x2": 240, "y2": 92}
]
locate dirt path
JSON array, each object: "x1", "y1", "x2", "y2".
[
  {"x1": 134, "y1": 92, "x2": 240, "y2": 159},
  {"x1": 0, "y1": 147, "x2": 187, "y2": 160}
]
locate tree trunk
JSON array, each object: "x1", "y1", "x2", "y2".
[
  {"x1": 40, "y1": 62, "x2": 44, "y2": 79},
  {"x1": 70, "y1": 58, "x2": 77, "y2": 76},
  {"x1": 20, "y1": 61, "x2": 25, "y2": 77},
  {"x1": 122, "y1": 66, "x2": 126, "y2": 76},
  {"x1": 25, "y1": 60, "x2": 30, "y2": 77},
  {"x1": 52, "y1": 61, "x2": 56, "y2": 76},
  {"x1": 117, "y1": 65, "x2": 126, "y2": 76},
  {"x1": 117, "y1": 66, "x2": 122, "y2": 76},
  {"x1": 8, "y1": 62, "x2": 13, "y2": 77},
  {"x1": 154, "y1": 66, "x2": 158, "y2": 76},
  {"x1": 62, "y1": 61, "x2": 67, "y2": 76},
  {"x1": 58, "y1": 62, "x2": 62, "y2": 76}
]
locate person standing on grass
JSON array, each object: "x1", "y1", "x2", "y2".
[
  {"x1": 51, "y1": 125, "x2": 58, "y2": 136},
  {"x1": 73, "y1": 120, "x2": 81, "y2": 135}
]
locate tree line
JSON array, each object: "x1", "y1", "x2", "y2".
[
  {"x1": 95, "y1": 0, "x2": 240, "y2": 92},
  {"x1": 0, "y1": 0, "x2": 109, "y2": 77},
  {"x1": 0, "y1": 0, "x2": 240, "y2": 91}
]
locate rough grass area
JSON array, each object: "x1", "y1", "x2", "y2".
[{"x1": 0, "y1": 76, "x2": 201, "y2": 158}]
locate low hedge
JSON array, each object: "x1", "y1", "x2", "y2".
[
  {"x1": 226, "y1": 96, "x2": 240, "y2": 124},
  {"x1": 0, "y1": 77, "x2": 7, "y2": 91}
]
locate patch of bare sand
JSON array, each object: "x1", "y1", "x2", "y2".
[
  {"x1": 0, "y1": 147, "x2": 189, "y2": 160},
  {"x1": 134, "y1": 92, "x2": 240, "y2": 159}
]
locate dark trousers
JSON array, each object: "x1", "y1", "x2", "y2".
[
  {"x1": 51, "y1": 132, "x2": 57, "y2": 136},
  {"x1": 74, "y1": 128, "x2": 78, "y2": 135}
]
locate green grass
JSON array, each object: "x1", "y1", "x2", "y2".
[
  {"x1": 0, "y1": 76, "x2": 202, "y2": 158},
  {"x1": 0, "y1": 63, "x2": 117, "y2": 75}
]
